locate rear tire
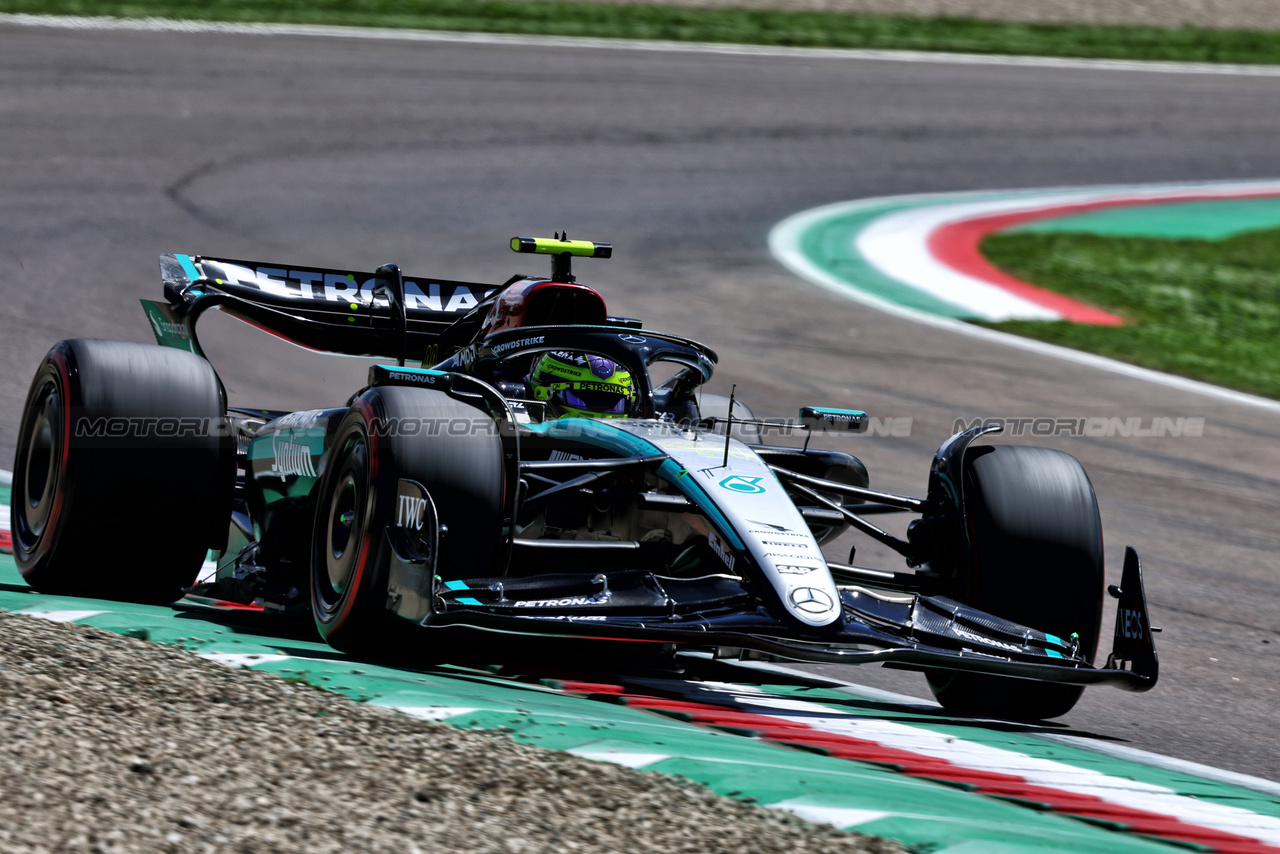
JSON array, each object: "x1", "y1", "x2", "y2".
[
  {"x1": 926, "y1": 445, "x2": 1104, "y2": 721},
  {"x1": 11, "y1": 339, "x2": 232, "y2": 603},
  {"x1": 310, "y1": 386, "x2": 504, "y2": 655}
]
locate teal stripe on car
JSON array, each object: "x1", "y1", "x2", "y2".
[
  {"x1": 527, "y1": 419, "x2": 745, "y2": 550},
  {"x1": 177, "y1": 253, "x2": 201, "y2": 285}
]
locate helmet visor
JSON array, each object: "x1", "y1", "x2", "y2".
[{"x1": 562, "y1": 387, "x2": 629, "y2": 415}]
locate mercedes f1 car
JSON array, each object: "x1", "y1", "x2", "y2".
[{"x1": 9, "y1": 237, "x2": 1158, "y2": 720}]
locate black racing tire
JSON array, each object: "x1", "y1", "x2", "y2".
[
  {"x1": 11, "y1": 339, "x2": 232, "y2": 604},
  {"x1": 310, "y1": 386, "x2": 504, "y2": 655},
  {"x1": 926, "y1": 445, "x2": 1105, "y2": 721}
]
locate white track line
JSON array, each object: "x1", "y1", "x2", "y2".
[
  {"x1": 16, "y1": 609, "x2": 108, "y2": 622},
  {"x1": 1041, "y1": 733, "x2": 1280, "y2": 801},
  {"x1": 4, "y1": 13, "x2": 1280, "y2": 77},
  {"x1": 568, "y1": 748, "x2": 676, "y2": 768},
  {"x1": 764, "y1": 802, "x2": 891, "y2": 829},
  {"x1": 730, "y1": 657, "x2": 1280, "y2": 799},
  {"x1": 855, "y1": 207, "x2": 1064, "y2": 321},
  {"x1": 699, "y1": 681, "x2": 1280, "y2": 846}
]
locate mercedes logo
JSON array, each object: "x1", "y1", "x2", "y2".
[
  {"x1": 618, "y1": 334, "x2": 647, "y2": 344},
  {"x1": 788, "y1": 586, "x2": 835, "y2": 614}
]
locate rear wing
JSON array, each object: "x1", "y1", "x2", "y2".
[{"x1": 149, "y1": 254, "x2": 501, "y2": 362}]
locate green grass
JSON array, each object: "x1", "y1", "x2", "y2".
[
  {"x1": 981, "y1": 228, "x2": 1280, "y2": 400},
  {"x1": 7, "y1": 0, "x2": 1280, "y2": 66}
]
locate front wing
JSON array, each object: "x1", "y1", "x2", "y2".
[{"x1": 418, "y1": 546, "x2": 1158, "y2": 692}]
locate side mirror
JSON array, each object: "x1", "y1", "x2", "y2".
[{"x1": 799, "y1": 406, "x2": 868, "y2": 435}]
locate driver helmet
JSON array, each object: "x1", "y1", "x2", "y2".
[{"x1": 529, "y1": 351, "x2": 636, "y2": 419}]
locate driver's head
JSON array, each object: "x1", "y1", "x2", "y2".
[{"x1": 530, "y1": 351, "x2": 636, "y2": 419}]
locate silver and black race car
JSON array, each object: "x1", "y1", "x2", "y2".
[{"x1": 9, "y1": 236, "x2": 1158, "y2": 720}]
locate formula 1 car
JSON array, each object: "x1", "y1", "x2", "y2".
[{"x1": 9, "y1": 237, "x2": 1158, "y2": 720}]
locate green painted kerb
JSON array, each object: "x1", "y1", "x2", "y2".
[
  {"x1": 796, "y1": 203, "x2": 975, "y2": 318},
  {"x1": 1005, "y1": 197, "x2": 1280, "y2": 241}
]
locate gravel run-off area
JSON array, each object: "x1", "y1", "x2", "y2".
[
  {"x1": 0, "y1": 612, "x2": 908, "y2": 853},
  {"x1": 540, "y1": 0, "x2": 1280, "y2": 32}
]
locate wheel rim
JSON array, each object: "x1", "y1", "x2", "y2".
[
  {"x1": 327, "y1": 473, "x2": 360, "y2": 594},
  {"x1": 17, "y1": 379, "x2": 62, "y2": 548},
  {"x1": 318, "y1": 431, "x2": 369, "y2": 618}
]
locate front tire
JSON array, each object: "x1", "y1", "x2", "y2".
[
  {"x1": 926, "y1": 445, "x2": 1104, "y2": 721},
  {"x1": 11, "y1": 339, "x2": 232, "y2": 603},
  {"x1": 310, "y1": 386, "x2": 504, "y2": 654}
]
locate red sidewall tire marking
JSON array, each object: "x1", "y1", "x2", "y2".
[{"x1": 323, "y1": 399, "x2": 380, "y2": 636}]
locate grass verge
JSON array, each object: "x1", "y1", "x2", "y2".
[
  {"x1": 981, "y1": 228, "x2": 1280, "y2": 400},
  {"x1": 6, "y1": 0, "x2": 1280, "y2": 65}
]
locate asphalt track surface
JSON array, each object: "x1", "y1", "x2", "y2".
[{"x1": 3, "y1": 23, "x2": 1280, "y2": 783}]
